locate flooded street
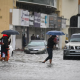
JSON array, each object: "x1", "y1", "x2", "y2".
[{"x1": 0, "y1": 50, "x2": 80, "y2": 80}]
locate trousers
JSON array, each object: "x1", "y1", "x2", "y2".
[{"x1": 45, "y1": 48, "x2": 53, "y2": 61}]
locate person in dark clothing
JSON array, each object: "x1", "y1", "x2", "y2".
[
  {"x1": 31, "y1": 34, "x2": 35, "y2": 40},
  {"x1": 1, "y1": 34, "x2": 11, "y2": 61},
  {"x1": 22, "y1": 34, "x2": 26, "y2": 50},
  {"x1": 42, "y1": 35, "x2": 56, "y2": 64}
]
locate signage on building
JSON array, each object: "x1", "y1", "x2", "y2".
[
  {"x1": 45, "y1": 16, "x2": 47, "y2": 24},
  {"x1": 62, "y1": 18, "x2": 66, "y2": 28},
  {"x1": 34, "y1": 12, "x2": 41, "y2": 27},
  {"x1": 29, "y1": 12, "x2": 34, "y2": 27},
  {"x1": 49, "y1": 14, "x2": 57, "y2": 28},
  {"x1": 57, "y1": 17, "x2": 62, "y2": 29},
  {"x1": 45, "y1": 15, "x2": 49, "y2": 28},
  {"x1": 49, "y1": 15, "x2": 54, "y2": 28},
  {"x1": 21, "y1": 10, "x2": 29, "y2": 26},
  {"x1": 40, "y1": 13, "x2": 46, "y2": 28},
  {"x1": 53, "y1": 13, "x2": 57, "y2": 28}
]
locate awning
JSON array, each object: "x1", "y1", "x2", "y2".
[
  {"x1": 16, "y1": 1, "x2": 56, "y2": 14},
  {"x1": 17, "y1": 1, "x2": 56, "y2": 8}
]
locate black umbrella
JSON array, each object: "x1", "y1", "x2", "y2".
[{"x1": 1, "y1": 30, "x2": 19, "y2": 35}]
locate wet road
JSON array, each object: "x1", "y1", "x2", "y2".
[{"x1": 0, "y1": 50, "x2": 80, "y2": 80}]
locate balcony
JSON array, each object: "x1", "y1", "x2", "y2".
[{"x1": 18, "y1": 0, "x2": 56, "y2": 7}]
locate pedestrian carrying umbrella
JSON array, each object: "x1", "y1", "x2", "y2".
[
  {"x1": 46, "y1": 30, "x2": 65, "y2": 35},
  {"x1": 1, "y1": 30, "x2": 19, "y2": 35}
]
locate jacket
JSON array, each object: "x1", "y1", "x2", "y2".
[
  {"x1": 1, "y1": 34, "x2": 9, "y2": 48},
  {"x1": 47, "y1": 37, "x2": 55, "y2": 48}
]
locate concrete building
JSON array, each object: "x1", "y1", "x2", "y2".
[
  {"x1": 57, "y1": 0, "x2": 78, "y2": 48},
  {"x1": 1, "y1": 0, "x2": 76, "y2": 50},
  {"x1": 12, "y1": 0, "x2": 59, "y2": 50},
  {"x1": 0, "y1": 0, "x2": 14, "y2": 36},
  {"x1": 0, "y1": 0, "x2": 60, "y2": 50}
]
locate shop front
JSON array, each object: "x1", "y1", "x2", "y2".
[{"x1": 12, "y1": 8, "x2": 64, "y2": 50}]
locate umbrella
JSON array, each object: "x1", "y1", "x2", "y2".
[
  {"x1": 46, "y1": 30, "x2": 65, "y2": 35},
  {"x1": 1, "y1": 30, "x2": 19, "y2": 35}
]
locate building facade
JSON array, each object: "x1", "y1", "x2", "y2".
[
  {"x1": 13, "y1": 0, "x2": 60, "y2": 50},
  {"x1": 57, "y1": 0, "x2": 78, "y2": 48},
  {"x1": 0, "y1": 0, "x2": 68, "y2": 50},
  {"x1": 0, "y1": 0, "x2": 13, "y2": 36}
]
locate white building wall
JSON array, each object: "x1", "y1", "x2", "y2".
[
  {"x1": 61, "y1": 0, "x2": 78, "y2": 48},
  {"x1": 9, "y1": 25, "x2": 16, "y2": 50},
  {"x1": 12, "y1": 9, "x2": 20, "y2": 25},
  {"x1": 15, "y1": 39, "x2": 22, "y2": 49},
  {"x1": 62, "y1": 0, "x2": 78, "y2": 26}
]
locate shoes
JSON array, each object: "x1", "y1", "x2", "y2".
[{"x1": 42, "y1": 61, "x2": 45, "y2": 63}]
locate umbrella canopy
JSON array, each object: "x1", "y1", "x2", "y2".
[
  {"x1": 1, "y1": 30, "x2": 19, "y2": 35},
  {"x1": 46, "y1": 30, "x2": 65, "y2": 35}
]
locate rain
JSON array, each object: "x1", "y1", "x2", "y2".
[
  {"x1": 0, "y1": 0, "x2": 80, "y2": 80},
  {"x1": 0, "y1": 50, "x2": 80, "y2": 80}
]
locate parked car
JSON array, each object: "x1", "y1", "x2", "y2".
[
  {"x1": 63, "y1": 33, "x2": 80, "y2": 59},
  {"x1": 24, "y1": 40, "x2": 47, "y2": 54},
  {"x1": 0, "y1": 45, "x2": 13, "y2": 57}
]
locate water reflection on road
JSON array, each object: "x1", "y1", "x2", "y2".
[{"x1": 0, "y1": 50, "x2": 80, "y2": 80}]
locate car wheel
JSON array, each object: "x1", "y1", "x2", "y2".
[
  {"x1": 63, "y1": 53, "x2": 67, "y2": 60},
  {"x1": 63, "y1": 55, "x2": 67, "y2": 60}
]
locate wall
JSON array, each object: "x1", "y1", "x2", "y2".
[
  {"x1": 60, "y1": 0, "x2": 78, "y2": 48},
  {"x1": 12, "y1": 9, "x2": 20, "y2": 25},
  {"x1": 62, "y1": 0, "x2": 78, "y2": 26},
  {"x1": 61, "y1": 27, "x2": 68, "y2": 48},
  {"x1": 0, "y1": 0, "x2": 13, "y2": 37}
]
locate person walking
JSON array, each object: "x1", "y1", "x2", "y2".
[
  {"x1": 0, "y1": 34, "x2": 11, "y2": 61},
  {"x1": 22, "y1": 34, "x2": 26, "y2": 50},
  {"x1": 42, "y1": 35, "x2": 56, "y2": 64}
]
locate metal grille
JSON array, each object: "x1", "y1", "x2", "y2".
[
  {"x1": 70, "y1": 51, "x2": 75, "y2": 53},
  {"x1": 70, "y1": 46, "x2": 74, "y2": 49},
  {"x1": 75, "y1": 46, "x2": 80, "y2": 50},
  {"x1": 29, "y1": 49, "x2": 38, "y2": 51}
]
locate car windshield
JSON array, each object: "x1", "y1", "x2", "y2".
[
  {"x1": 28, "y1": 41, "x2": 45, "y2": 46},
  {"x1": 70, "y1": 35, "x2": 80, "y2": 42}
]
